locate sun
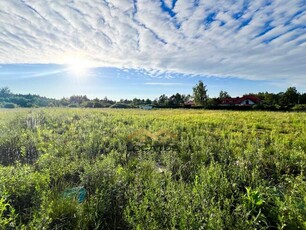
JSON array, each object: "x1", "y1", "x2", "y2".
[
  {"x1": 69, "y1": 62, "x2": 87, "y2": 75},
  {"x1": 65, "y1": 57, "x2": 93, "y2": 77}
]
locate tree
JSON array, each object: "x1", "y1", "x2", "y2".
[
  {"x1": 0, "y1": 87, "x2": 11, "y2": 97},
  {"x1": 158, "y1": 94, "x2": 169, "y2": 106},
  {"x1": 193, "y1": 81, "x2": 208, "y2": 106},
  {"x1": 182, "y1": 94, "x2": 191, "y2": 103},
  {"x1": 132, "y1": 98, "x2": 141, "y2": 106},
  {"x1": 152, "y1": 99, "x2": 159, "y2": 106},
  {"x1": 207, "y1": 98, "x2": 219, "y2": 106},
  {"x1": 60, "y1": 98, "x2": 70, "y2": 106},
  {"x1": 284, "y1": 87, "x2": 299, "y2": 105},
  {"x1": 257, "y1": 92, "x2": 278, "y2": 105},
  {"x1": 169, "y1": 93, "x2": 184, "y2": 106},
  {"x1": 219, "y1": 90, "x2": 230, "y2": 99},
  {"x1": 299, "y1": 93, "x2": 306, "y2": 104},
  {"x1": 69, "y1": 95, "x2": 89, "y2": 105},
  {"x1": 145, "y1": 99, "x2": 152, "y2": 105}
]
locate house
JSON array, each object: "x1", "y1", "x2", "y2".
[
  {"x1": 184, "y1": 100, "x2": 195, "y2": 107},
  {"x1": 139, "y1": 105, "x2": 153, "y2": 110},
  {"x1": 219, "y1": 95, "x2": 261, "y2": 106}
]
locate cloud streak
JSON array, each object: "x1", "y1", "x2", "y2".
[
  {"x1": 0, "y1": 0, "x2": 305, "y2": 83},
  {"x1": 144, "y1": 82, "x2": 184, "y2": 86}
]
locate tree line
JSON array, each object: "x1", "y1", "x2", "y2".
[
  {"x1": 1, "y1": 82, "x2": 306, "y2": 110},
  {"x1": 191, "y1": 81, "x2": 306, "y2": 110}
]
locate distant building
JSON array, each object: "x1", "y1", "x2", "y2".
[
  {"x1": 139, "y1": 105, "x2": 153, "y2": 110},
  {"x1": 219, "y1": 95, "x2": 261, "y2": 106},
  {"x1": 184, "y1": 100, "x2": 195, "y2": 107}
]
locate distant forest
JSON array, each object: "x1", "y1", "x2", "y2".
[{"x1": 1, "y1": 82, "x2": 306, "y2": 111}]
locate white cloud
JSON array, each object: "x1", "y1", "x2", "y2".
[
  {"x1": 144, "y1": 82, "x2": 184, "y2": 86},
  {"x1": 0, "y1": 0, "x2": 305, "y2": 83}
]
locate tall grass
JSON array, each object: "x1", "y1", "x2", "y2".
[{"x1": 0, "y1": 109, "x2": 305, "y2": 229}]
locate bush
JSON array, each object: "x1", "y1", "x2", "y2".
[
  {"x1": 3, "y1": 103, "x2": 17, "y2": 109},
  {"x1": 68, "y1": 104, "x2": 78, "y2": 108},
  {"x1": 252, "y1": 104, "x2": 265, "y2": 110},
  {"x1": 291, "y1": 104, "x2": 306, "y2": 111},
  {"x1": 0, "y1": 197, "x2": 17, "y2": 229},
  {"x1": 83, "y1": 101, "x2": 104, "y2": 108},
  {"x1": 46, "y1": 197, "x2": 80, "y2": 229},
  {"x1": 93, "y1": 102, "x2": 104, "y2": 108},
  {"x1": 0, "y1": 165, "x2": 49, "y2": 225},
  {"x1": 109, "y1": 103, "x2": 132, "y2": 109}
]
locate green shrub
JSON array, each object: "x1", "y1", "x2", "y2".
[
  {"x1": 68, "y1": 104, "x2": 78, "y2": 108},
  {"x1": 292, "y1": 104, "x2": 306, "y2": 111},
  {"x1": 48, "y1": 197, "x2": 80, "y2": 229},
  {"x1": 3, "y1": 103, "x2": 17, "y2": 109},
  {"x1": 252, "y1": 104, "x2": 265, "y2": 110},
  {"x1": 0, "y1": 197, "x2": 17, "y2": 229},
  {"x1": 0, "y1": 164, "x2": 49, "y2": 225},
  {"x1": 109, "y1": 103, "x2": 132, "y2": 109}
]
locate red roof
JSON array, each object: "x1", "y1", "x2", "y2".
[
  {"x1": 184, "y1": 100, "x2": 195, "y2": 106},
  {"x1": 220, "y1": 95, "x2": 261, "y2": 105}
]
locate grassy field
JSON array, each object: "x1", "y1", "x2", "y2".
[{"x1": 0, "y1": 108, "x2": 305, "y2": 229}]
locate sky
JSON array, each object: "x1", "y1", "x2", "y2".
[{"x1": 0, "y1": 0, "x2": 305, "y2": 100}]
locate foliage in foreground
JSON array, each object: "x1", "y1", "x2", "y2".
[{"x1": 0, "y1": 108, "x2": 306, "y2": 229}]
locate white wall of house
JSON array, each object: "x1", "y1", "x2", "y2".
[
  {"x1": 240, "y1": 99, "x2": 255, "y2": 105},
  {"x1": 140, "y1": 105, "x2": 153, "y2": 110}
]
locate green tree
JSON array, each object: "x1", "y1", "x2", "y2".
[
  {"x1": 219, "y1": 90, "x2": 230, "y2": 99},
  {"x1": 193, "y1": 81, "x2": 208, "y2": 106},
  {"x1": 257, "y1": 92, "x2": 278, "y2": 105},
  {"x1": 145, "y1": 99, "x2": 152, "y2": 105},
  {"x1": 207, "y1": 98, "x2": 219, "y2": 106},
  {"x1": 158, "y1": 94, "x2": 169, "y2": 106},
  {"x1": 69, "y1": 95, "x2": 89, "y2": 105},
  {"x1": 284, "y1": 87, "x2": 299, "y2": 105},
  {"x1": 182, "y1": 94, "x2": 191, "y2": 103},
  {"x1": 169, "y1": 93, "x2": 184, "y2": 106},
  {"x1": 0, "y1": 87, "x2": 11, "y2": 97},
  {"x1": 299, "y1": 93, "x2": 306, "y2": 104},
  {"x1": 132, "y1": 98, "x2": 141, "y2": 106},
  {"x1": 60, "y1": 98, "x2": 70, "y2": 106}
]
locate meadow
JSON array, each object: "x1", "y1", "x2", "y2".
[{"x1": 0, "y1": 108, "x2": 305, "y2": 229}]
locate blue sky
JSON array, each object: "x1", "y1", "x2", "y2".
[
  {"x1": 0, "y1": 64, "x2": 292, "y2": 100},
  {"x1": 0, "y1": 0, "x2": 305, "y2": 100}
]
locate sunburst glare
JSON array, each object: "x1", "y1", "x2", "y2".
[{"x1": 65, "y1": 56, "x2": 93, "y2": 77}]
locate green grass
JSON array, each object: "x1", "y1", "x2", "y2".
[{"x1": 0, "y1": 108, "x2": 305, "y2": 229}]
